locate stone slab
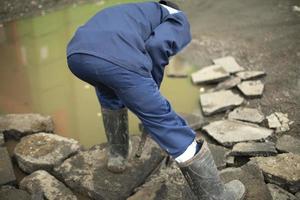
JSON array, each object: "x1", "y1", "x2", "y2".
[
  {"x1": 229, "y1": 142, "x2": 277, "y2": 157},
  {"x1": 203, "y1": 120, "x2": 273, "y2": 147},
  {"x1": 0, "y1": 114, "x2": 54, "y2": 139},
  {"x1": 0, "y1": 186, "x2": 31, "y2": 200},
  {"x1": 276, "y1": 135, "x2": 300, "y2": 154},
  {"x1": 207, "y1": 143, "x2": 229, "y2": 170},
  {"x1": 54, "y1": 136, "x2": 165, "y2": 200},
  {"x1": 179, "y1": 112, "x2": 205, "y2": 130},
  {"x1": 295, "y1": 192, "x2": 300, "y2": 199},
  {"x1": 0, "y1": 132, "x2": 4, "y2": 146},
  {"x1": 191, "y1": 64, "x2": 229, "y2": 84},
  {"x1": 251, "y1": 153, "x2": 300, "y2": 193},
  {"x1": 267, "y1": 184, "x2": 297, "y2": 200},
  {"x1": 213, "y1": 56, "x2": 244, "y2": 73},
  {"x1": 14, "y1": 133, "x2": 81, "y2": 173},
  {"x1": 236, "y1": 70, "x2": 266, "y2": 80},
  {"x1": 214, "y1": 76, "x2": 241, "y2": 91},
  {"x1": 128, "y1": 160, "x2": 196, "y2": 200},
  {"x1": 200, "y1": 90, "x2": 244, "y2": 116},
  {"x1": 220, "y1": 163, "x2": 273, "y2": 200},
  {"x1": 0, "y1": 147, "x2": 16, "y2": 185},
  {"x1": 267, "y1": 112, "x2": 291, "y2": 133},
  {"x1": 20, "y1": 170, "x2": 77, "y2": 200},
  {"x1": 228, "y1": 107, "x2": 265, "y2": 123},
  {"x1": 237, "y1": 80, "x2": 264, "y2": 97}
]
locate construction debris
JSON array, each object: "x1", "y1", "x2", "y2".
[
  {"x1": 229, "y1": 142, "x2": 277, "y2": 157},
  {"x1": 214, "y1": 76, "x2": 241, "y2": 91},
  {"x1": 200, "y1": 90, "x2": 244, "y2": 116},
  {"x1": 202, "y1": 120, "x2": 273, "y2": 147},
  {"x1": 228, "y1": 107, "x2": 265, "y2": 123},
  {"x1": 191, "y1": 65, "x2": 229, "y2": 84},
  {"x1": 237, "y1": 80, "x2": 264, "y2": 97},
  {"x1": 267, "y1": 112, "x2": 291, "y2": 133},
  {"x1": 213, "y1": 56, "x2": 244, "y2": 73},
  {"x1": 236, "y1": 70, "x2": 266, "y2": 80}
]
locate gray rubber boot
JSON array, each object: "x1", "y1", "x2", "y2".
[
  {"x1": 101, "y1": 107, "x2": 129, "y2": 173},
  {"x1": 178, "y1": 140, "x2": 246, "y2": 200}
]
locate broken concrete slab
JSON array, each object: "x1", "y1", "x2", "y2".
[
  {"x1": 179, "y1": 112, "x2": 205, "y2": 130},
  {"x1": 220, "y1": 163, "x2": 273, "y2": 200},
  {"x1": 203, "y1": 120, "x2": 273, "y2": 147},
  {"x1": 0, "y1": 185, "x2": 31, "y2": 200},
  {"x1": 191, "y1": 64, "x2": 229, "y2": 84},
  {"x1": 0, "y1": 147, "x2": 16, "y2": 186},
  {"x1": 14, "y1": 133, "x2": 81, "y2": 173},
  {"x1": 228, "y1": 107, "x2": 265, "y2": 123},
  {"x1": 229, "y1": 142, "x2": 277, "y2": 157},
  {"x1": 213, "y1": 56, "x2": 244, "y2": 73},
  {"x1": 237, "y1": 80, "x2": 264, "y2": 97},
  {"x1": 267, "y1": 184, "x2": 298, "y2": 200},
  {"x1": 0, "y1": 114, "x2": 54, "y2": 139},
  {"x1": 128, "y1": 160, "x2": 196, "y2": 200},
  {"x1": 214, "y1": 76, "x2": 241, "y2": 91},
  {"x1": 276, "y1": 135, "x2": 300, "y2": 154},
  {"x1": 236, "y1": 70, "x2": 266, "y2": 80},
  {"x1": 251, "y1": 153, "x2": 300, "y2": 193},
  {"x1": 207, "y1": 143, "x2": 229, "y2": 169},
  {"x1": 54, "y1": 136, "x2": 165, "y2": 200},
  {"x1": 166, "y1": 59, "x2": 190, "y2": 78},
  {"x1": 267, "y1": 112, "x2": 291, "y2": 133},
  {"x1": 20, "y1": 170, "x2": 77, "y2": 200},
  {"x1": 0, "y1": 132, "x2": 4, "y2": 146},
  {"x1": 200, "y1": 90, "x2": 244, "y2": 116}
]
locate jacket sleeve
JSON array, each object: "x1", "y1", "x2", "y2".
[
  {"x1": 145, "y1": 12, "x2": 192, "y2": 69},
  {"x1": 145, "y1": 12, "x2": 191, "y2": 88}
]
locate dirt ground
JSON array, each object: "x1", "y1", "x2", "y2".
[{"x1": 179, "y1": 0, "x2": 300, "y2": 138}]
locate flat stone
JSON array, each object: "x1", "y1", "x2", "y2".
[
  {"x1": 0, "y1": 114, "x2": 54, "y2": 139},
  {"x1": 276, "y1": 135, "x2": 300, "y2": 154},
  {"x1": 214, "y1": 76, "x2": 241, "y2": 91},
  {"x1": 54, "y1": 136, "x2": 165, "y2": 200},
  {"x1": 237, "y1": 80, "x2": 264, "y2": 97},
  {"x1": 251, "y1": 153, "x2": 300, "y2": 193},
  {"x1": 20, "y1": 170, "x2": 77, "y2": 200},
  {"x1": 267, "y1": 184, "x2": 297, "y2": 200},
  {"x1": 220, "y1": 163, "x2": 273, "y2": 200},
  {"x1": 0, "y1": 186, "x2": 31, "y2": 200},
  {"x1": 236, "y1": 70, "x2": 266, "y2": 80},
  {"x1": 128, "y1": 160, "x2": 196, "y2": 200},
  {"x1": 228, "y1": 107, "x2": 265, "y2": 123},
  {"x1": 14, "y1": 133, "x2": 81, "y2": 173},
  {"x1": 200, "y1": 90, "x2": 244, "y2": 116},
  {"x1": 0, "y1": 147, "x2": 16, "y2": 185},
  {"x1": 179, "y1": 112, "x2": 205, "y2": 130},
  {"x1": 267, "y1": 112, "x2": 291, "y2": 133},
  {"x1": 191, "y1": 65, "x2": 229, "y2": 84},
  {"x1": 226, "y1": 156, "x2": 235, "y2": 167},
  {"x1": 207, "y1": 143, "x2": 229, "y2": 169},
  {"x1": 229, "y1": 142, "x2": 277, "y2": 157},
  {"x1": 213, "y1": 56, "x2": 244, "y2": 73},
  {"x1": 166, "y1": 58, "x2": 189, "y2": 78},
  {"x1": 0, "y1": 132, "x2": 4, "y2": 146},
  {"x1": 295, "y1": 192, "x2": 300, "y2": 199},
  {"x1": 203, "y1": 120, "x2": 273, "y2": 147}
]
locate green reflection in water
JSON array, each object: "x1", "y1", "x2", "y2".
[{"x1": 0, "y1": 0, "x2": 200, "y2": 148}]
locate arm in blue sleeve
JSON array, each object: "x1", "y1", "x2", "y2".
[{"x1": 145, "y1": 13, "x2": 192, "y2": 87}]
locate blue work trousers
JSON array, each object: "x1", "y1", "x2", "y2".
[{"x1": 67, "y1": 53, "x2": 196, "y2": 158}]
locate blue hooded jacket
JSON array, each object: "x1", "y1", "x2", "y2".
[{"x1": 67, "y1": 1, "x2": 191, "y2": 77}]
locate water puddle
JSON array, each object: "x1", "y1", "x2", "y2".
[{"x1": 0, "y1": 1, "x2": 201, "y2": 148}]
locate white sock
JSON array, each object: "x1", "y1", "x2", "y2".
[{"x1": 175, "y1": 140, "x2": 197, "y2": 163}]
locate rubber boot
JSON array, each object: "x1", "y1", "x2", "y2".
[
  {"x1": 178, "y1": 140, "x2": 246, "y2": 200},
  {"x1": 101, "y1": 107, "x2": 129, "y2": 173}
]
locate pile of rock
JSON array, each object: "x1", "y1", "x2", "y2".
[{"x1": 0, "y1": 113, "x2": 166, "y2": 200}]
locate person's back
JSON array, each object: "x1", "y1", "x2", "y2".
[{"x1": 67, "y1": 1, "x2": 190, "y2": 76}]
